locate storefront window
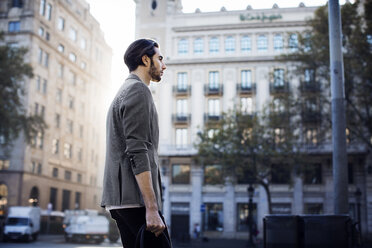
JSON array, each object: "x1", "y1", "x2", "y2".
[
  {"x1": 172, "y1": 164, "x2": 190, "y2": 184},
  {"x1": 237, "y1": 203, "x2": 257, "y2": 231},
  {"x1": 203, "y1": 203, "x2": 223, "y2": 231}
]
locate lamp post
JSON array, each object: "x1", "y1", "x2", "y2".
[
  {"x1": 355, "y1": 187, "x2": 362, "y2": 237},
  {"x1": 247, "y1": 184, "x2": 255, "y2": 247}
]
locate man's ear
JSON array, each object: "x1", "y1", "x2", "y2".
[{"x1": 142, "y1": 55, "x2": 150, "y2": 67}]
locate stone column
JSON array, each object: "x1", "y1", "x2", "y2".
[
  {"x1": 223, "y1": 178, "x2": 236, "y2": 238},
  {"x1": 292, "y1": 174, "x2": 304, "y2": 214}
]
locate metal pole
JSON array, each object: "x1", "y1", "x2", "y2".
[{"x1": 328, "y1": 0, "x2": 349, "y2": 214}]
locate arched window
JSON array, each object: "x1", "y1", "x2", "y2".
[{"x1": 29, "y1": 186, "x2": 39, "y2": 206}]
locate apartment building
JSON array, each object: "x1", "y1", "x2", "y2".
[
  {"x1": 0, "y1": 0, "x2": 111, "y2": 216},
  {"x1": 134, "y1": 0, "x2": 371, "y2": 240}
]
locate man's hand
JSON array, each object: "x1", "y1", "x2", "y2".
[{"x1": 146, "y1": 209, "x2": 165, "y2": 237}]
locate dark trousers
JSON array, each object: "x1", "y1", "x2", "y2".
[{"x1": 110, "y1": 207, "x2": 171, "y2": 248}]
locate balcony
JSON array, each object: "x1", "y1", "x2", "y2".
[
  {"x1": 300, "y1": 81, "x2": 321, "y2": 93},
  {"x1": 204, "y1": 113, "x2": 221, "y2": 123},
  {"x1": 269, "y1": 81, "x2": 290, "y2": 94},
  {"x1": 204, "y1": 84, "x2": 223, "y2": 96},
  {"x1": 172, "y1": 114, "x2": 191, "y2": 124},
  {"x1": 172, "y1": 85, "x2": 191, "y2": 96},
  {"x1": 301, "y1": 111, "x2": 321, "y2": 123},
  {"x1": 236, "y1": 83, "x2": 256, "y2": 95}
]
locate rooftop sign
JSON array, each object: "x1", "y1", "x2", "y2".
[{"x1": 240, "y1": 13, "x2": 283, "y2": 22}]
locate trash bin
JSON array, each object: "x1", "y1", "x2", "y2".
[
  {"x1": 301, "y1": 215, "x2": 352, "y2": 248},
  {"x1": 264, "y1": 215, "x2": 300, "y2": 248}
]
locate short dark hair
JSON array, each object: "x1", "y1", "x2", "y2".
[{"x1": 124, "y1": 39, "x2": 159, "y2": 72}]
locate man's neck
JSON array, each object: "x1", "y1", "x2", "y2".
[{"x1": 131, "y1": 69, "x2": 150, "y2": 86}]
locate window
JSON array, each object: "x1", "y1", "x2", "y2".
[
  {"x1": 79, "y1": 125, "x2": 84, "y2": 138},
  {"x1": 37, "y1": 163, "x2": 42, "y2": 174},
  {"x1": 204, "y1": 165, "x2": 223, "y2": 184},
  {"x1": 55, "y1": 114, "x2": 60, "y2": 128},
  {"x1": 241, "y1": 70, "x2": 252, "y2": 88},
  {"x1": 64, "y1": 143, "x2": 72, "y2": 159},
  {"x1": 57, "y1": 63, "x2": 64, "y2": 78},
  {"x1": 52, "y1": 167, "x2": 58, "y2": 178},
  {"x1": 68, "y1": 96, "x2": 74, "y2": 109},
  {"x1": 46, "y1": 3, "x2": 52, "y2": 20},
  {"x1": 64, "y1": 170, "x2": 71, "y2": 181},
  {"x1": 241, "y1": 97, "x2": 253, "y2": 114},
  {"x1": 42, "y1": 79, "x2": 47, "y2": 94},
  {"x1": 203, "y1": 203, "x2": 223, "y2": 231},
  {"x1": 0, "y1": 160, "x2": 10, "y2": 170},
  {"x1": 77, "y1": 173, "x2": 82, "y2": 183},
  {"x1": 11, "y1": 0, "x2": 23, "y2": 8},
  {"x1": 80, "y1": 61, "x2": 86, "y2": 70},
  {"x1": 67, "y1": 119, "x2": 73, "y2": 133},
  {"x1": 49, "y1": 187, "x2": 57, "y2": 210},
  {"x1": 78, "y1": 148, "x2": 83, "y2": 162},
  {"x1": 69, "y1": 28, "x2": 77, "y2": 41},
  {"x1": 289, "y1": 33, "x2": 298, "y2": 51},
  {"x1": 38, "y1": 27, "x2": 44, "y2": 37},
  {"x1": 304, "y1": 33, "x2": 311, "y2": 52},
  {"x1": 305, "y1": 128, "x2": 318, "y2": 145},
  {"x1": 225, "y1": 36, "x2": 235, "y2": 53},
  {"x1": 8, "y1": 21, "x2": 20, "y2": 32},
  {"x1": 177, "y1": 72, "x2": 187, "y2": 90},
  {"x1": 36, "y1": 76, "x2": 41, "y2": 91},
  {"x1": 31, "y1": 161, "x2": 36, "y2": 173},
  {"x1": 273, "y1": 69, "x2": 284, "y2": 87},
  {"x1": 57, "y1": 44, "x2": 64, "y2": 53},
  {"x1": 208, "y1": 128, "x2": 218, "y2": 138},
  {"x1": 208, "y1": 71, "x2": 219, "y2": 89},
  {"x1": 45, "y1": 32, "x2": 50, "y2": 41},
  {"x1": 172, "y1": 164, "x2": 190, "y2": 184},
  {"x1": 62, "y1": 190, "x2": 71, "y2": 211},
  {"x1": 80, "y1": 38, "x2": 87, "y2": 50},
  {"x1": 274, "y1": 128, "x2": 285, "y2": 144},
  {"x1": 69, "y1": 53, "x2": 76, "y2": 62},
  {"x1": 75, "y1": 192, "x2": 81, "y2": 209},
  {"x1": 209, "y1": 37, "x2": 219, "y2": 54},
  {"x1": 257, "y1": 35, "x2": 268, "y2": 52},
  {"x1": 57, "y1": 17, "x2": 65, "y2": 30},
  {"x1": 176, "y1": 99, "x2": 188, "y2": 117},
  {"x1": 241, "y1": 36, "x2": 251, "y2": 52},
  {"x1": 274, "y1": 34, "x2": 283, "y2": 52},
  {"x1": 194, "y1": 38, "x2": 204, "y2": 54},
  {"x1": 38, "y1": 48, "x2": 43, "y2": 64},
  {"x1": 176, "y1": 128, "x2": 188, "y2": 149},
  {"x1": 237, "y1": 203, "x2": 257, "y2": 231},
  {"x1": 69, "y1": 70, "x2": 76, "y2": 84},
  {"x1": 271, "y1": 164, "x2": 290, "y2": 184},
  {"x1": 273, "y1": 98, "x2": 285, "y2": 112},
  {"x1": 39, "y1": 0, "x2": 46, "y2": 16},
  {"x1": 208, "y1": 99, "x2": 220, "y2": 117},
  {"x1": 40, "y1": 105, "x2": 45, "y2": 118},
  {"x1": 304, "y1": 69, "x2": 315, "y2": 84},
  {"x1": 56, "y1": 89, "x2": 62, "y2": 103},
  {"x1": 178, "y1": 39, "x2": 188, "y2": 55},
  {"x1": 52, "y1": 139, "x2": 59, "y2": 154},
  {"x1": 304, "y1": 163, "x2": 322, "y2": 184},
  {"x1": 43, "y1": 52, "x2": 49, "y2": 67},
  {"x1": 304, "y1": 203, "x2": 323, "y2": 214}
]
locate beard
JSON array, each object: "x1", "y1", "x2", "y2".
[{"x1": 149, "y1": 58, "x2": 162, "y2": 82}]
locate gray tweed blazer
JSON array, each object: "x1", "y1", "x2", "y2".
[{"x1": 101, "y1": 74, "x2": 162, "y2": 210}]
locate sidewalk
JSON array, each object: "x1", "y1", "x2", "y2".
[{"x1": 172, "y1": 238, "x2": 263, "y2": 248}]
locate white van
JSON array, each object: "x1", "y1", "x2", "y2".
[{"x1": 3, "y1": 206, "x2": 41, "y2": 242}]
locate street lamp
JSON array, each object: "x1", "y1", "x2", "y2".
[
  {"x1": 354, "y1": 187, "x2": 362, "y2": 237},
  {"x1": 247, "y1": 184, "x2": 255, "y2": 247}
]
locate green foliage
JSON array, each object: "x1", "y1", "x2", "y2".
[{"x1": 0, "y1": 33, "x2": 47, "y2": 149}]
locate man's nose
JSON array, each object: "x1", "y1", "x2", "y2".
[{"x1": 162, "y1": 62, "x2": 166, "y2": 70}]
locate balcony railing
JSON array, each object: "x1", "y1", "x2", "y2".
[
  {"x1": 300, "y1": 81, "x2": 321, "y2": 93},
  {"x1": 269, "y1": 81, "x2": 290, "y2": 94},
  {"x1": 172, "y1": 85, "x2": 192, "y2": 96},
  {"x1": 172, "y1": 114, "x2": 191, "y2": 124},
  {"x1": 204, "y1": 84, "x2": 224, "y2": 96},
  {"x1": 236, "y1": 83, "x2": 256, "y2": 95},
  {"x1": 204, "y1": 113, "x2": 221, "y2": 123}
]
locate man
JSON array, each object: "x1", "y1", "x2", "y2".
[{"x1": 101, "y1": 39, "x2": 169, "y2": 248}]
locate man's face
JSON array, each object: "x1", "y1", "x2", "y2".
[{"x1": 149, "y1": 47, "x2": 166, "y2": 82}]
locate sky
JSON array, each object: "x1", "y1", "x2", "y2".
[{"x1": 85, "y1": 0, "x2": 351, "y2": 95}]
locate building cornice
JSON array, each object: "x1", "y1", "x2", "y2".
[
  {"x1": 172, "y1": 21, "x2": 308, "y2": 33},
  {"x1": 165, "y1": 55, "x2": 281, "y2": 65}
]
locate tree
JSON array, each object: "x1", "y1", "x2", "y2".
[
  {"x1": 0, "y1": 33, "x2": 46, "y2": 151},
  {"x1": 282, "y1": 1, "x2": 372, "y2": 170},
  {"x1": 196, "y1": 94, "x2": 300, "y2": 213}
]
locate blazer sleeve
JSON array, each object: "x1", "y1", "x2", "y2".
[{"x1": 121, "y1": 82, "x2": 153, "y2": 175}]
